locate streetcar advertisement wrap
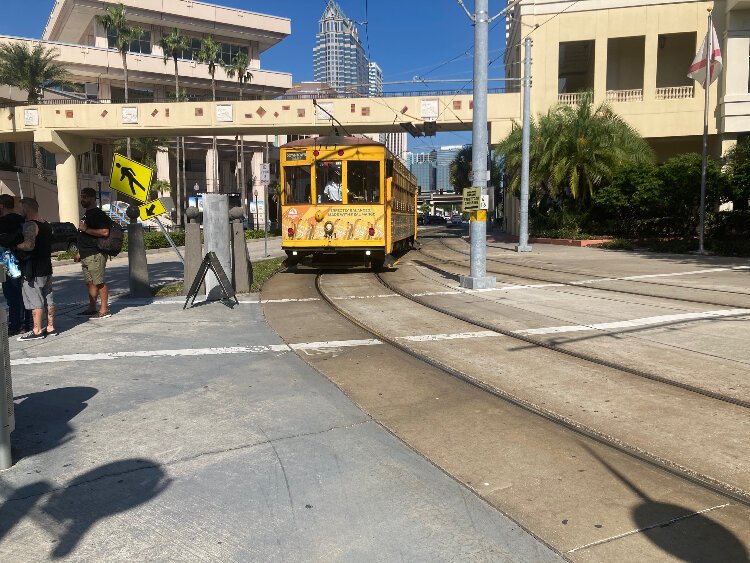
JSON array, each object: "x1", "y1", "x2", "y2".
[{"x1": 283, "y1": 205, "x2": 385, "y2": 244}]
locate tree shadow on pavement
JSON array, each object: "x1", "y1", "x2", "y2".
[
  {"x1": 0, "y1": 458, "x2": 170, "y2": 558},
  {"x1": 12, "y1": 387, "x2": 98, "y2": 460},
  {"x1": 583, "y1": 445, "x2": 748, "y2": 562}
]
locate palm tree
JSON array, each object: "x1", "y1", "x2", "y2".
[
  {"x1": 222, "y1": 52, "x2": 253, "y2": 217},
  {"x1": 95, "y1": 3, "x2": 142, "y2": 158},
  {"x1": 0, "y1": 41, "x2": 70, "y2": 179},
  {"x1": 196, "y1": 36, "x2": 221, "y2": 193},
  {"x1": 496, "y1": 92, "x2": 653, "y2": 203},
  {"x1": 158, "y1": 28, "x2": 189, "y2": 227},
  {"x1": 0, "y1": 42, "x2": 69, "y2": 103}
]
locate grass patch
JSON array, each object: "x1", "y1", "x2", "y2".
[
  {"x1": 56, "y1": 250, "x2": 76, "y2": 261},
  {"x1": 251, "y1": 257, "x2": 284, "y2": 292},
  {"x1": 598, "y1": 238, "x2": 635, "y2": 251},
  {"x1": 150, "y1": 257, "x2": 284, "y2": 297}
]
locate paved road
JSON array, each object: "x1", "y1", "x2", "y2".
[{"x1": 0, "y1": 240, "x2": 559, "y2": 560}]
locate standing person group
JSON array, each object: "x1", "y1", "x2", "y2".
[
  {"x1": 0, "y1": 194, "x2": 31, "y2": 336},
  {"x1": 75, "y1": 188, "x2": 111, "y2": 319},
  {"x1": 0, "y1": 196, "x2": 55, "y2": 341}
]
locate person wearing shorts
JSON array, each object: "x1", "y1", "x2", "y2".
[
  {"x1": 75, "y1": 188, "x2": 111, "y2": 319},
  {"x1": 15, "y1": 198, "x2": 55, "y2": 341}
]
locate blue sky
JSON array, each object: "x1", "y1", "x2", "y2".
[{"x1": 1, "y1": 1, "x2": 511, "y2": 151}]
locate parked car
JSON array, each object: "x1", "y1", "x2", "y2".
[
  {"x1": 50, "y1": 221, "x2": 78, "y2": 253},
  {"x1": 450, "y1": 214, "x2": 463, "y2": 225},
  {"x1": 426, "y1": 215, "x2": 447, "y2": 225}
]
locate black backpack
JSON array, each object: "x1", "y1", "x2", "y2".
[{"x1": 96, "y1": 218, "x2": 125, "y2": 257}]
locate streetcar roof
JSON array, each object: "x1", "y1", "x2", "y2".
[{"x1": 280, "y1": 135, "x2": 385, "y2": 149}]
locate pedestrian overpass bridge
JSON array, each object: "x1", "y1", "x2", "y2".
[{"x1": 0, "y1": 92, "x2": 520, "y2": 223}]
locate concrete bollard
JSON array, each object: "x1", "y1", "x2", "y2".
[
  {"x1": 126, "y1": 206, "x2": 151, "y2": 298},
  {"x1": 231, "y1": 222, "x2": 251, "y2": 294},
  {"x1": 202, "y1": 194, "x2": 231, "y2": 301},
  {"x1": 184, "y1": 221, "x2": 203, "y2": 296},
  {"x1": 0, "y1": 305, "x2": 15, "y2": 470}
]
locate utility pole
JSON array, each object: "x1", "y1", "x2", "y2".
[
  {"x1": 459, "y1": 0, "x2": 496, "y2": 289},
  {"x1": 517, "y1": 36, "x2": 532, "y2": 252}
]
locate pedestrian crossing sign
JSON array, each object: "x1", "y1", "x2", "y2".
[
  {"x1": 138, "y1": 199, "x2": 167, "y2": 221},
  {"x1": 109, "y1": 153, "x2": 154, "y2": 203}
]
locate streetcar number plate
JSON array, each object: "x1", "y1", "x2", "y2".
[{"x1": 286, "y1": 152, "x2": 306, "y2": 161}]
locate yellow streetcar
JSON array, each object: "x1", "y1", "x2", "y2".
[{"x1": 280, "y1": 135, "x2": 417, "y2": 269}]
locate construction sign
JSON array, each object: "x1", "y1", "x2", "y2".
[
  {"x1": 138, "y1": 199, "x2": 167, "y2": 221},
  {"x1": 109, "y1": 153, "x2": 153, "y2": 203},
  {"x1": 462, "y1": 187, "x2": 482, "y2": 212}
]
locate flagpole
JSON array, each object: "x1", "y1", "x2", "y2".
[{"x1": 698, "y1": 8, "x2": 712, "y2": 254}]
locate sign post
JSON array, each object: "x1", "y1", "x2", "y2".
[
  {"x1": 260, "y1": 162, "x2": 270, "y2": 257},
  {"x1": 109, "y1": 153, "x2": 183, "y2": 263}
]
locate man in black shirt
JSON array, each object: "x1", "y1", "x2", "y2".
[
  {"x1": 15, "y1": 198, "x2": 54, "y2": 341},
  {"x1": 0, "y1": 194, "x2": 31, "y2": 336},
  {"x1": 75, "y1": 188, "x2": 111, "y2": 318}
]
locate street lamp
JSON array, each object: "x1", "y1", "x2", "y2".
[{"x1": 253, "y1": 188, "x2": 259, "y2": 231}]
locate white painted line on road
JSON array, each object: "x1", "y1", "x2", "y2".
[
  {"x1": 11, "y1": 331, "x2": 510, "y2": 366},
  {"x1": 566, "y1": 503, "x2": 730, "y2": 554},
  {"x1": 399, "y1": 330, "x2": 499, "y2": 342},
  {"x1": 10, "y1": 346, "x2": 291, "y2": 366},
  {"x1": 289, "y1": 339, "x2": 382, "y2": 350},
  {"x1": 515, "y1": 308, "x2": 750, "y2": 336}
]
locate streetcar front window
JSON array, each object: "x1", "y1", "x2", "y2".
[
  {"x1": 347, "y1": 161, "x2": 381, "y2": 203},
  {"x1": 316, "y1": 160, "x2": 343, "y2": 203},
  {"x1": 284, "y1": 165, "x2": 311, "y2": 204}
]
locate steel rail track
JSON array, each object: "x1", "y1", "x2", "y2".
[
  {"x1": 315, "y1": 272, "x2": 750, "y2": 509},
  {"x1": 422, "y1": 241, "x2": 748, "y2": 310},
  {"x1": 374, "y1": 265, "x2": 750, "y2": 410}
]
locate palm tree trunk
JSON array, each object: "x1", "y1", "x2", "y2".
[
  {"x1": 211, "y1": 73, "x2": 218, "y2": 193},
  {"x1": 238, "y1": 84, "x2": 248, "y2": 219},
  {"x1": 172, "y1": 56, "x2": 183, "y2": 228},
  {"x1": 175, "y1": 136, "x2": 182, "y2": 228},
  {"x1": 182, "y1": 136, "x2": 187, "y2": 228},
  {"x1": 122, "y1": 50, "x2": 131, "y2": 159}
]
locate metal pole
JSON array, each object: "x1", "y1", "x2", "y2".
[
  {"x1": 517, "y1": 37, "x2": 533, "y2": 252},
  {"x1": 155, "y1": 217, "x2": 184, "y2": 263},
  {"x1": 460, "y1": 0, "x2": 495, "y2": 290},
  {"x1": 15, "y1": 171, "x2": 23, "y2": 199},
  {"x1": 0, "y1": 303, "x2": 14, "y2": 470},
  {"x1": 698, "y1": 10, "x2": 712, "y2": 255},
  {"x1": 263, "y1": 135, "x2": 271, "y2": 257}
]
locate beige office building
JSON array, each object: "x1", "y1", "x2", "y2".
[
  {"x1": 504, "y1": 0, "x2": 750, "y2": 158},
  {"x1": 0, "y1": 0, "x2": 292, "y2": 222}
]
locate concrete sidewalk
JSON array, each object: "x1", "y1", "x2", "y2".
[{"x1": 1, "y1": 295, "x2": 559, "y2": 561}]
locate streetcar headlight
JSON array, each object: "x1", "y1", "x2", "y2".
[{"x1": 324, "y1": 221, "x2": 334, "y2": 235}]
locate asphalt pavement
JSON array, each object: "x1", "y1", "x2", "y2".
[{"x1": 0, "y1": 239, "x2": 560, "y2": 561}]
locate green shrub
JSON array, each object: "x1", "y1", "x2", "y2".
[{"x1": 599, "y1": 238, "x2": 635, "y2": 251}]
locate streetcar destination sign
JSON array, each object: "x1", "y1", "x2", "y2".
[
  {"x1": 462, "y1": 187, "x2": 482, "y2": 212},
  {"x1": 285, "y1": 152, "x2": 306, "y2": 161}
]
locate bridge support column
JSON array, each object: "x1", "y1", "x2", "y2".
[
  {"x1": 206, "y1": 146, "x2": 218, "y2": 192},
  {"x1": 55, "y1": 153, "x2": 80, "y2": 224}
]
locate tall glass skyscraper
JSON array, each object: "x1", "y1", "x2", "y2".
[
  {"x1": 436, "y1": 145, "x2": 463, "y2": 192},
  {"x1": 313, "y1": 1, "x2": 369, "y2": 95}
]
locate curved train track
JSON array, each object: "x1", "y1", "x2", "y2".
[
  {"x1": 313, "y1": 270, "x2": 750, "y2": 509},
  {"x1": 414, "y1": 238, "x2": 750, "y2": 310}
]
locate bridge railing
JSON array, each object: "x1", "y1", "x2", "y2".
[{"x1": 0, "y1": 88, "x2": 510, "y2": 109}]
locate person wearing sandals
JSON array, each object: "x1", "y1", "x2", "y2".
[
  {"x1": 75, "y1": 188, "x2": 111, "y2": 319},
  {"x1": 15, "y1": 198, "x2": 55, "y2": 341}
]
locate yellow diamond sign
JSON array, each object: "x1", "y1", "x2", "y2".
[
  {"x1": 109, "y1": 153, "x2": 153, "y2": 203},
  {"x1": 138, "y1": 199, "x2": 167, "y2": 221}
]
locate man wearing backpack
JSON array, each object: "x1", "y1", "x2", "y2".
[{"x1": 75, "y1": 188, "x2": 111, "y2": 319}]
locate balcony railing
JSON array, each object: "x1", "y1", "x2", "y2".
[
  {"x1": 606, "y1": 89, "x2": 643, "y2": 103},
  {"x1": 655, "y1": 85, "x2": 695, "y2": 100},
  {"x1": 557, "y1": 92, "x2": 585, "y2": 106}
]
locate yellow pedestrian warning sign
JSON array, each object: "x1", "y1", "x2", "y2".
[
  {"x1": 462, "y1": 187, "x2": 482, "y2": 212},
  {"x1": 109, "y1": 153, "x2": 153, "y2": 203},
  {"x1": 138, "y1": 199, "x2": 167, "y2": 221}
]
